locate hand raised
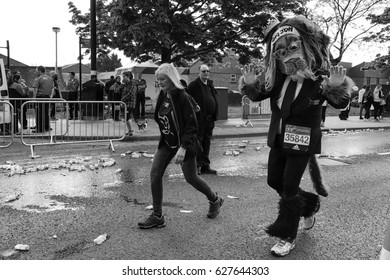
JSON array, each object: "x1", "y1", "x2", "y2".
[
  {"x1": 241, "y1": 64, "x2": 262, "y2": 85},
  {"x1": 324, "y1": 66, "x2": 346, "y2": 87}
]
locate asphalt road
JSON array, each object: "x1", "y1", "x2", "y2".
[{"x1": 1, "y1": 130, "x2": 390, "y2": 262}]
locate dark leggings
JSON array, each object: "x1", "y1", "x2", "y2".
[
  {"x1": 150, "y1": 143, "x2": 216, "y2": 215},
  {"x1": 267, "y1": 146, "x2": 311, "y2": 198},
  {"x1": 373, "y1": 101, "x2": 381, "y2": 119}
]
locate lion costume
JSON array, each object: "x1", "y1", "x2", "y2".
[{"x1": 239, "y1": 15, "x2": 353, "y2": 256}]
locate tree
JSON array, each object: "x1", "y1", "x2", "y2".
[
  {"x1": 364, "y1": 7, "x2": 390, "y2": 71},
  {"x1": 304, "y1": 0, "x2": 386, "y2": 65},
  {"x1": 68, "y1": 0, "x2": 307, "y2": 66},
  {"x1": 96, "y1": 53, "x2": 122, "y2": 72}
]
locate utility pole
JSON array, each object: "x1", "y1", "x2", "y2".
[
  {"x1": 52, "y1": 27, "x2": 61, "y2": 73},
  {"x1": 79, "y1": 36, "x2": 82, "y2": 97},
  {"x1": 90, "y1": 0, "x2": 97, "y2": 80}
]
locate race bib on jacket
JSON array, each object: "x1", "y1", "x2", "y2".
[{"x1": 283, "y1": 124, "x2": 311, "y2": 152}]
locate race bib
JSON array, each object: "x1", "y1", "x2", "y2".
[{"x1": 283, "y1": 124, "x2": 311, "y2": 152}]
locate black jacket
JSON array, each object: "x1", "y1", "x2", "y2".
[
  {"x1": 154, "y1": 88, "x2": 199, "y2": 156},
  {"x1": 187, "y1": 77, "x2": 218, "y2": 122},
  {"x1": 243, "y1": 76, "x2": 349, "y2": 154}
]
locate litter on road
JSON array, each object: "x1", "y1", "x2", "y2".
[
  {"x1": 14, "y1": 244, "x2": 30, "y2": 251},
  {"x1": 93, "y1": 233, "x2": 108, "y2": 245}
]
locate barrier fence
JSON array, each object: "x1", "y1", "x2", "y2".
[
  {"x1": 1, "y1": 98, "x2": 128, "y2": 157},
  {"x1": 0, "y1": 100, "x2": 14, "y2": 147},
  {"x1": 241, "y1": 95, "x2": 271, "y2": 127}
]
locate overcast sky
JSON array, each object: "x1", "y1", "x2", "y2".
[
  {"x1": 0, "y1": 0, "x2": 130, "y2": 68},
  {"x1": 0, "y1": 0, "x2": 387, "y2": 69}
]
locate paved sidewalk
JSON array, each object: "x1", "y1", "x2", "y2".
[{"x1": 129, "y1": 115, "x2": 390, "y2": 141}]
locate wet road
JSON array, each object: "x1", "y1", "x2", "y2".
[{"x1": 1, "y1": 129, "x2": 390, "y2": 261}]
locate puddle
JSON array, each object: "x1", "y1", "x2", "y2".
[{"x1": 0, "y1": 168, "x2": 120, "y2": 213}]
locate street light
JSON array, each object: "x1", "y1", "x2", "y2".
[{"x1": 52, "y1": 27, "x2": 60, "y2": 73}]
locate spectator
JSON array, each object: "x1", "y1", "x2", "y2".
[
  {"x1": 109, "y1": 76, "x2": 122, "y2": 121},
  {"x1": 66, "y1": 72, "x2": 80, "y2": 120},
  {"x1": 379, "y1": 89, "x2": 386, "y2": 120},
  {"x1": 135, "y1": 77, "x2": 147, "y2": 122},
  {"x1": 121, "y1": 71, "x2": 137, "y2": 136},
  {"x1": 105, "y1": 75, "x2": 116, "y2": 120},
  {"x1": 187, "y1": 64, "x2": 219, "y2": 175},
  {"x1": 33, "y1": 66, "x2": 52, "y2": 132},
  {"x1": 363, "y1": 86, "x2": 373, "y2": 120},
  {"x1": 49, "y1": 71, "x2": 62, "y2": 120},
  {"x1": 373, "y1": 84, "x2": 383, "y2": 121},
  {"x1": 358, "y1": 85, "x2": 367, "y2": 119},
  {"x1": 8, "y1": 72, "x2": 28, "y2": 133}
]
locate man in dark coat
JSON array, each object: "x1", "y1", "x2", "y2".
[{"x1": 187, "y1": 64, "x2": 219, "y2": 175}]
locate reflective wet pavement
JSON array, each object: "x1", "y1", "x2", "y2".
[{"x1": 2, "y1": 129, "x2": 390, "y2": 213}]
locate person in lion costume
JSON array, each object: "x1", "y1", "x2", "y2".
[{"x1": 239, "y1": 15, "x2": 354, "y2": 256}]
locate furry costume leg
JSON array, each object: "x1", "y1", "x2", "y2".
[
  {"x1": 300, "y1": 190, "x2": 320, "y2": 218},
  {"x1": 266, "y1": 195, "x2": 303, "y2": 240},
  {"x1": 308, "y1": 155, "x2": 329, "y2": 197}
]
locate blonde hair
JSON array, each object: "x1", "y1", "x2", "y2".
[
  {"x1": 155, "y1": 63, "x2": 184, "y2": 90},
  {"x1": 374, "y1": 84, "x2": 382, "y2": 91}
]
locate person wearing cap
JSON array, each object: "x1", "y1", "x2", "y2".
[
  {"x1": 121, "y1": 71, "x2": 138, "y2": 136},
  {"x1": 33, "y1": 65, "x2": 53, "y2": 132},
  {"x1": 187, "y1": 64, "x2": 219, "y2": 175},
  {"x1": 66, "y1": 71, "x2": 80, "y2": 120},
  {"x1": 240, "y1": 15, "x2": 352, "y2": 257}
]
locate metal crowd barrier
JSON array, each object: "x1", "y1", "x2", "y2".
[
  {"x1": 16, "y1": 100, "x2": 127, "y2": 158},
  {"x1": 241, "y1": 95, "x2": 271, "y2": 127},
  {"x1": 0, "y1": 100, "x2": 14, "y2": 148}
]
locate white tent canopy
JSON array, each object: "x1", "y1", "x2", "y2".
[
  {"x1": 114, "y1": 61, "x2": 189, "y2": 106},
  {"x1": 115, "y1": 61, "x2": 158, "y2": 77}
]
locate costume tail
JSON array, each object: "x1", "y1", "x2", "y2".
[{"x1": 308, "y1": 155, "x2": 329, "y2": 197}]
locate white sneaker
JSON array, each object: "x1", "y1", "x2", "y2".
[
  {"x1": 303, "y1": 216, "x2": 316, "y2": 230},
  {"x1": 271, "y1": 239, "x2": 296, "y2": 256}
]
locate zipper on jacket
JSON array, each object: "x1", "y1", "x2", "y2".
[{"x1": 168, "y1": 92, "x2": 181, "y2": 147}]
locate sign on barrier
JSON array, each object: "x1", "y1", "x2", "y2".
[{"x1": 241, "y1": 95, "x2": 271, "y2": 127}]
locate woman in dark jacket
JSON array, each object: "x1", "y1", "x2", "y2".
[{"x1": 138, "y1": 63, "x2": 223, "y2": 229}]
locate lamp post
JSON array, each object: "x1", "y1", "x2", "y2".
[{"x1": 52, "y1": 27, "x2": 60, "y2": 73}]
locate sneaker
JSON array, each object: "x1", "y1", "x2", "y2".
[
  {"x1": 271, "y1": 238, "x2": 296, "y2": 257},
  {"x1": 138, "y1": 213, "x2": 166, "y2": 229},
  {"x1": 126, "y1": 130, "x2": 134, "y2": 136},
  {"x1": 201, "y1": 166, "x2": 217, "y2": 175},
  {"x1": 303, "y1": 199, "x2": 320, "y2": 230},
  {"x1": 207, "y1": 194, "x2": 224, "y2": 219},
  {"x1": 303, "y1": 216, "x2": 316, "y2": 230}
]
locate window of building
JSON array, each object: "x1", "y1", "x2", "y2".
[{"x1": 230, "y1": 74, "x2": 237, "y2": 83}]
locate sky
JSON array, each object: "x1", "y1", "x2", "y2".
[
  {"x1": 0, "y1": 0, "x2": 388, "y2": 69},
  {"x1": 0, "y1": 0, "x2": 130, "y2": 68}
]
